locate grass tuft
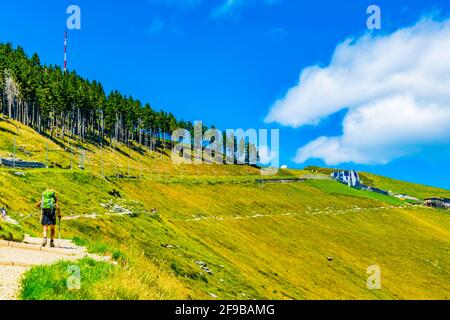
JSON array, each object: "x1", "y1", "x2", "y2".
[
  {"x1": 20, "y1": 258, "x2": 113, "y2": 300},
  {"x1": 0, "y1": 222, "x2": 25, "y2": 242}
]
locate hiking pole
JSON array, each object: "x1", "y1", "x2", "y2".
[
  {"x1": 58, "y1": 216, "x2": 61, "y2": 240},
  {"x1": 18, "y1": 211, "x2": 40, "y2": 223}
]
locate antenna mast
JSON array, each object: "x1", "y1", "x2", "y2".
[{"x1": 64, "y1": 28, "x2": 68, "y2": 72}]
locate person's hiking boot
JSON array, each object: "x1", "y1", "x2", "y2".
[
  {"x1": 50, "y1": 240, "x2": 55, "y2": 248},
  {"x1": 42, "y1": 237, "x2": 47, "y2": 247}
]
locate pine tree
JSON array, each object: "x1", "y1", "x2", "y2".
[{"x1": 0, "y1": 42, "x2": 203, "y2": 154}]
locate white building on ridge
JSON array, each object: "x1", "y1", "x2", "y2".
[{"x1": 331, "y1": 170, "x2": 361, "y2": 187}]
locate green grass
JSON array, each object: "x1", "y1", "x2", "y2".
[
  {"x1": 1, "y1": 118, "x2": 450, "y2": 300},
  {"x1": 306, "y1": 180, "x2": 404, "y2": 206},
  {"x1": 303, "y1": 165, "x2": 450, "y2": 200},
  {"x1": 20, "y1": 258, "x2": 113, "y2": 300},
  {"x1": 0, "y1": 221, "x2": 25, "y2": 242},
  {"x1": 363, "y1": 172, "x2": 450, "y2": 200}
]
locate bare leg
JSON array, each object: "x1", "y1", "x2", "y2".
[
  {"x1": 50, "y1": 225, "x2": 56, "y2": 240},
  {"x1": 42, "y1": 226, "x2": 48, "y2": 247},
  {"x1": 49, "y1": 225, "x2": 56, "y2": 247}
]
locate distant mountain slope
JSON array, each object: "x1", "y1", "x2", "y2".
[
  {"x1": 303, "y1": 166, "x2": 450, "y2": 200},
  {"x1": 0, "y1": 117, "x2": 449, "y2": 300},
  {"x1": 362, "y1": 173, "x2": 450, "y2": 200}
]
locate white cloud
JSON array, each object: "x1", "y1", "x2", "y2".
[
  {"x1": 264, "y1": 17, "x2": 450, "y2": 165},
  {"x1": 295, "y1": 95, "x2": 450, "y2": 165}
]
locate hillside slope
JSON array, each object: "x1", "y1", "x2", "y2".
[{"x1": 1, "y1": 116, "x2": 449, "y2": 300}]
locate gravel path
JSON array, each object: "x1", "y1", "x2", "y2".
[
  {"x1": 0, "y1": 236, "x2": 104, "y2": 300},
  {"x1": 0, "y1": 266, "x2": 28, "y2": 300}
]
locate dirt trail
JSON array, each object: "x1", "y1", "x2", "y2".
[
  {"x1": 0, "y1": 235, "x2": 108, "y2": 300},
  {"x1": 170, "y1": 205, "x2": 417, "y2": 222}
]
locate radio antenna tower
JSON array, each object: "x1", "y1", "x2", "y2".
[{"x1": 63, "y1": 28, "x2": 68, "y2": 72}]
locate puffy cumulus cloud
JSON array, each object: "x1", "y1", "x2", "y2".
[
  {"x1": 295, "y1": 96, "x2": 450, "y2": 165},
  {"x1": 265, "y1": 17, "x2": 450, "y2": 165}
]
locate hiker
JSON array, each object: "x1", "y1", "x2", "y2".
[
  {"x1": 36, "y1": 189, "x2": 61, "y2": 247},
  {"x1": 0, "y1": 207, "x2": 6, "y2": 220}
]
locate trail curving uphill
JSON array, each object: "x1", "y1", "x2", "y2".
[{"x1": 0, "y1": 236, "x2": 109, "y2": 300}]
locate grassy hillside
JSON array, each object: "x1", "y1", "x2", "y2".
[
  {"x1": 1, "y1": 117, "x2": 450, "y2": 300},
  {"x1": 304, "y1": 166, "x2": 450, "y2": 200},
  {"x1": 363, "y1": 173, "x2": 450, "y2": 200}
]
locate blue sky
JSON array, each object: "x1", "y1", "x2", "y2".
[{"x1": 1, "y1": 0, "x2": 449, "y2": 189}]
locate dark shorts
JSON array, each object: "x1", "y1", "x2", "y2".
[{"x1": 41, "y1": 208, "x2": 56, "y2": 226}]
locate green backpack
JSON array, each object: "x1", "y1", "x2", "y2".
[{"x1": 41, "y1": 191, "x2": 56, "y2": 210}]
